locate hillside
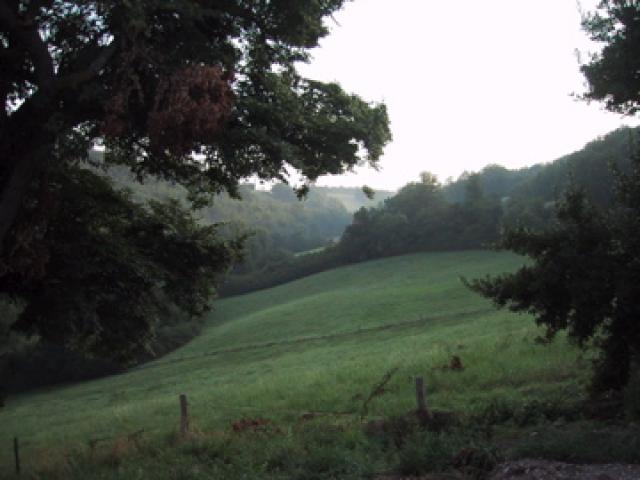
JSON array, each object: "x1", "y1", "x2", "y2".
[
  {"x1": 319, "y1": 186, "x2": 395, "y2": 212},
  {"x1": 0, "y1": 250, "x2": 590, "y2": 477},
  {"x1": 442, "y1": 126, "x2": 638, "y2": 209},
  {"x1": 106, "y1": 164, "x2": 352, "y2": 257}
]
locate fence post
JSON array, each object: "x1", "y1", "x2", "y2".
[
  {"x1": 179, "y1": 394, "x2": 189, "y2": 437},
  {"x1": 415, "y1": 376, "x2": 428, "y2": 415},
  {"x1": 14, "y1": 437, "x2": 20, "y2": 476}
]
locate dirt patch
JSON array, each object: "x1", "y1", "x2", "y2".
[
  {"x1": 376, "y1": 474, "x2": 465, "y2": 480},
  {"x1": 231, "y1": 417, "x2": 280, "y2": 434},
  {"x1": 489, "y1": 459, "x2": 640, "y2": 480},
  {"x1": 376, "y1": 461, "x2": 640, "y2": 480}
]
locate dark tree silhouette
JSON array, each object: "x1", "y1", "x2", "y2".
[{"x1": 0, "y1": 0, "x2": 390, "y2": 361}]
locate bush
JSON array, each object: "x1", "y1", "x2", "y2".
[
  {"x1": 624, "y1": 369, "x2": 640, "y2": 421},
  {"x1": 3, "y1": 342, "x2": 122, "y2": 394},
  {"x1": 364, "y1": 414, "x2": 422, "y2": 449},
  {"x1": 396, "y1": 432, "x2": 458, "y2": 476},
  {"x1": 219, "y1": 248, "x2": 345, "y2": 296},
  {"x1": 508, "y1": 424, "x2": 640, "y2": 464},
  {"x1": 469, "y1": 397, "x2": 584, "y2": 430}
]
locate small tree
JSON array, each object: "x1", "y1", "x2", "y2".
[
  {"x1": 467, "y1": 0, "x2": 640, "y2": 392},
  {"x1": 466, "y1": 177, "x2": 639, "y2": 391}
]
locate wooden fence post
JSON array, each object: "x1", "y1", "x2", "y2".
[
  {"x1": 179, "y1": 394, "x2": 189, "y2": 437},
  {"x1": 415, "y1": 376, "x2": 428, "y2": 415},
  {"x1": 14, "y1": 436, "x2": 20, "y2": 476}
]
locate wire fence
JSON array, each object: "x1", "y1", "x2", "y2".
[
  {"x1": 1, "y1": 309, "x2": 464, "y2": 475},
  {"x1": 5, "y1": 371, "x2": 432, "y2": 476},
  {"x1": 4, "y1": 392, "x2": 386, "y2": 477}
]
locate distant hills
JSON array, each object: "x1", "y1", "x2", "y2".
[
  {"x1": 316, "y1": 186, "x2": 395, "y2": 212},
  {"x1": 441, "y1": 126, "x2": 637, "y2": 211}
]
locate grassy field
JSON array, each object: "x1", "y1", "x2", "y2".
[{"x1": 0, "y1": 250, "x2": 592, "y2": 477}]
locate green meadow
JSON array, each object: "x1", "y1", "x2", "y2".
[{"x1": 1, "y1": 250, "x2": 589, "y2": 477}]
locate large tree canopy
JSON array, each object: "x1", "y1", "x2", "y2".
[
  {"x1": 0, "y1": 0, "x2": 391, "y2": 363},
  {"x1": 0, "y1": 0, "x2": 391, "y2": 249},
  {"x1": 1, "y1": 167, "x2": 242, "y2": 363}
]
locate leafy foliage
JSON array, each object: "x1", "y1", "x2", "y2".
[
  {"x1": 580, "y1": 0, "x2": 640, "y2": 114},
  {"x1": 1, "y1": 166, "x2": 240, "y2": 363},
  {"x1": 0, "y1": 0, "x2": 390, "y2": 363},
  {"x1": 467, "y1": 158, "x2": 640, "y2": 391},
  {"x1": 337, "y1": 172, "x2": 502, "y2": 263},
  {"x1": 0, "y1": 0, "x2": 391, "y2": 232}
]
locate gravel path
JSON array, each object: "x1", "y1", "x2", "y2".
[{"x1": 489, "y1": 460, "x2": 640, "y2": 480}]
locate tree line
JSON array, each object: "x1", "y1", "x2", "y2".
[{"x1": 222, "y1": 126, "x2": 638, "y2": 296}]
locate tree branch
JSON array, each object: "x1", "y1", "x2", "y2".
[
  {"x1": 55, "y1": 41, "x2": 118, "y2": 90},
  {"x1": 0, "y1": 0, "x2": 54, "y2": 91},
  {"x1": 25, "y1": 1, "x2": 55, "y2": 21},
  {"x1": 0, "y1": 42, "x2": 22, "y2": 65}
]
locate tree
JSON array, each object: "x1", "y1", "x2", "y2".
[
  {"x1": 1, "y1": 166, "x2": 243, "y2": 363},
  {"x1": 580, "y1": 0, "x2": 640, "y2": 115},
  {"x1": 468, "y1": 1, "x2": 640, "y2": 391},
  {"x1": 467, "y1": 168, "x2": 640, "y2": 392},
  {"x1": 384, "y1": 172, "x2": 441, "y2": 222},
  {"x1": 0, "y1": 0, "x2": 391, "y2": 250},
  {"x1": 0, "y1": 1, "x2": 391, "y2": 361},
  {"x1": 362, "y1": 185, "x2": 375, "y2": 200},
  {"x1": 463, "y1": 173, "x2": 484, "y2": 207}
]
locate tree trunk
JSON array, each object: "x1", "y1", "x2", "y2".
[
  {"x1": 0, "y1": 95, "x2": 56, "y2": 255},
  {"x1": 592, "y1": 331, "x2": 631, "y2": 392},
  {"x1": 0, "y1": 152, "x2": 41, "y2": 254}
]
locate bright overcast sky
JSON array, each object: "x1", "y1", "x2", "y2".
[{"x1": 297, "y1": 0, "x2": 639, "y2": 191}]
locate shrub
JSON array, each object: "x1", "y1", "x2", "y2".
[
  {"x1": 396, "y1": 432, "x2": 458, "y2": 476},
  {"x1": 624, "y1": 369, "x2": 640, "y2": 421}
]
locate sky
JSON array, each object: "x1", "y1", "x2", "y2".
[{"x1": 297, "y1": 0, "x2": 639, "y2": 191}]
